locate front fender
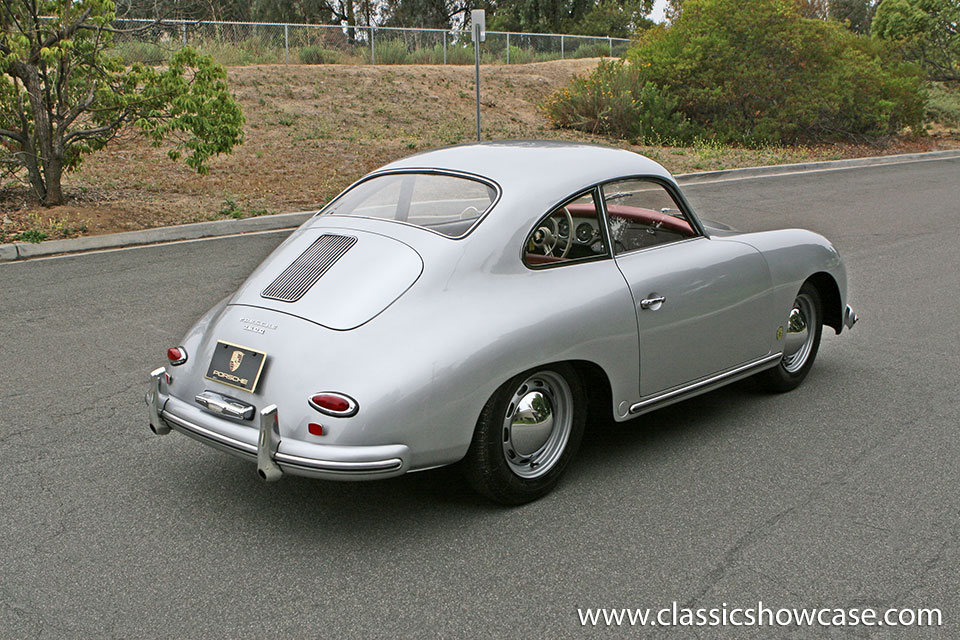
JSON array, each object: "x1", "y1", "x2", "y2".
[{"x1": 731, "y1": 229, "x2": 849, "y2": 333}]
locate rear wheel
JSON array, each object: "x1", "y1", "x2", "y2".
[
  {"x1": 463, "y1": 364, "x2": 586, "y2": 505},
  {"x1": 756, "y1": 281, "x2": 823, "y2": 393}
]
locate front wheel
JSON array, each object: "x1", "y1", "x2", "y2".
[
  {"x1": 462, "y1": 364, "x2": 586, "y2": 505},
  {"x1": 755, "y1": 281, "x2": 823, "y2": 393}
]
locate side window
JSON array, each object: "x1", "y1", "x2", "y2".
[
  {"x1": 601, "y1": 179, "x2": 697, "y2": 254},
  {"x1": 524, "y1": 190, "x2": 609, "y2": 267}
]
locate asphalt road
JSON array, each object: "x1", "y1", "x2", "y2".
[{"x1": 2, "y1": 158, "x2": 958, "y2": 639}]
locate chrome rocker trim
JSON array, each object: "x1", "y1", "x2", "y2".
[{"x1": 629, "y1": 352, "x2": 783, "y2": 415}]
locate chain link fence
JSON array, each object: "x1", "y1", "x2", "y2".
[{"x1": 109, "y1": 19, "x2": 632, "y2": 66}]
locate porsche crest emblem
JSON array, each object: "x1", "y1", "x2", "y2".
[
  {"x1": 205, "y1": 342, "x2": 267, "y2": 393},
  {"x1": 229, "y1": 350, "x2": 244, "y2": 372}
]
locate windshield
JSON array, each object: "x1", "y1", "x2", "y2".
[{"x1": 322, "y1": 172, "x2": 498, "y2": 238}]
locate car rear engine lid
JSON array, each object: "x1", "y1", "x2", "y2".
[{"x1": 230, "y1": 229, "x2": 423, "y2": 330}]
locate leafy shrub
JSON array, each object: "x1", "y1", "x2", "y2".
[
  {"x1": 542, "y1": 60, "x2": 694, "y2": 143},
  {"x1": 114, "y1": 41, "x2": 171, "y2": 64},
  {"x1": 445, "y1": 44, "x2": 475, "y2": 65},
  {"x1": 13, "y1": 229, "x2": 48, "y2": 243},
  {"x1": 374, "y1": 39, "x2": 410, "y2": 65},
  {"x1": 571, "y1": 42, "x2": 611, "y2": 59},
  {"x1": 505, "y1": 45, "x2": 530, "y2": 64},
  {"x1": 504, "y1": 45, "x2": 555, "y2": 64},
  {"x1": 192, "y1": 38, "x2": 283, "y2": 66},
  {"x1": 408, "y1": 48, "x2": 433, "y2": 64},
  {"x1": 925, "y1": 82, "x2": 960, "y2": 127},
  {"x1": 298, "y1": 45, "x2": 341, "y2": 65},
  {"x1": 625, "y1": 0, "x2": 926, "y2": 144}
]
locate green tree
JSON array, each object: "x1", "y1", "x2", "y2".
[
  {"x1": 0, "y1": 0, "x2": 244, "y2": 206},
  {"x1": 828, "y1": 0, "x2": 877, "y2": 33},
  {"x1": 381, "y1": 0, "x2": 471, "y2": 28},
  {"x1": 873, "y1": 0, "x2": 960, "y2": 80},
  {"x1": 488, "y1": 0, "x2": 654, "y2": 35},
  {"x1": 574, "y1": 0, "x2": 654, "y2": 37}
]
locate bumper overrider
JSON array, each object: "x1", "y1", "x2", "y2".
[
  {"x1": 146, "y1": 368, "x2": 408, "y2": 481},
  {"x1": 844, "y1": 304, "x2": 858, "y2": 330}
]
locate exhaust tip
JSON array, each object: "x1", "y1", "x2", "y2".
[{"x1": 257, "y1": 469, "x2": 266, "y2": 480}]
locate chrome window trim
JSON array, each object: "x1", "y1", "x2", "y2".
[
  {"x1": 598, "y1": 175, "x2": 705, "y2": 257},
  {"x1": 521, "y1": 186, "x2": 613, "y2": 271},
  {"x1": 316, "y1": 168, "x2": 502, "y2": 240}
]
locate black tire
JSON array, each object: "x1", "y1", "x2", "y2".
[
  {"x1": 755, "y1": 281, "x2": 823, "y2": 393},
  {"x1": 462, "y1": 364, "x2": 586, "y2": 505}
]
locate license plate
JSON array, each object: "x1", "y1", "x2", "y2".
[{"x1": 204, "y1": 341, "x2": 267, "y2": 393}]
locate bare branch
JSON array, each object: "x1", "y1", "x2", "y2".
[
  {"x1": 0, "y1": 128, "x2": 26, "y2": 143},
  {"x1": 60, "y1": 84, "x2": 97, "y2": 131},
  {"x1": 63, "y1": 116, "x2": 128, "y2": 145}
]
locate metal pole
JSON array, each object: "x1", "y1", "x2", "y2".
[
  {"x1": 284, "y1": 24, "x2": 289, "y2": 64},
  {"x1": 443, "y1": 31, "x2": 447, "y2": 64},
  {"x1": 608, "y1": 36, "x2": 612, "y2": 57},
  {"x1": 474, "y1": 24, "x2": 481, "y2": 142},
  {"x1": 370, "y1": 26, "x2": 375, "y2": 64},
  {"x1": 506, "y1": 32, "x2": 510, "y2": 64},
  {"x1": 181, "y1": 23, "x2": 187, "y2": 45},
  {"x1": 560, "y1": 34, "x2": 564, "y2": 59}
]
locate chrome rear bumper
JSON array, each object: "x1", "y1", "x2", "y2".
[{"x1": 146, "y1": 368, "x2": 406, "y2": 481}]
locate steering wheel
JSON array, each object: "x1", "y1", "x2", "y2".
[{"x1": 529, "y1": 207, "x2": 575, "y2": 258}]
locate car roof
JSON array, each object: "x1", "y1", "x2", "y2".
[{"x1": 376, "y1": 140, "x2": 674, "y2": 195}]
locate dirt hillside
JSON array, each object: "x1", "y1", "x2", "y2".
[{"x1": 1, "y1": 59, "x2": 952, "y2": 240}]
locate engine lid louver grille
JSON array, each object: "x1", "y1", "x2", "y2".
[{"x1": 261, "y1": 234, "x2": 357, "y2": 302}]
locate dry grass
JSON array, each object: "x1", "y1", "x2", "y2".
[{"x1": 2, "y1": 59, "x2": 957, "y2": 240}]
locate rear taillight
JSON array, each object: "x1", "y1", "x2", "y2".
[
  {"x1": 167, "y1": 346, "x2": 187, "y2": 366},
  {"x1": 308, "y1": 392, "x2": 358, "y2": 417}
]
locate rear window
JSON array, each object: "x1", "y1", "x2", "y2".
[{"x1": 322, "y1": 172, "x2": 498, "y2": 238}]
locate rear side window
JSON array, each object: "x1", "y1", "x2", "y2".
[
  {"x1": 523, "y1": 190, "x2": 609, "y2": 268},
  {"x1": 323, "y1": 172, "x2": 497, "y2": 238}
]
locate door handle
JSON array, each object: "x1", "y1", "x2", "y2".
[{"x1": 640, "y1": 295, "x2": 666, "y2": 310}]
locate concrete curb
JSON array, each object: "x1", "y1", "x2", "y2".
[
  {"x1": 674, "y1": 148, "x2": 960, "y2": 184},
  {"x1": 2, "y1": 148, "x2": 959, "y2": 263},
  {"x1": 2, "y1": 210, "x2": 315, "y2": 262}
]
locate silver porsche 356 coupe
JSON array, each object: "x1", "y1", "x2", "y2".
[{"x1": 146, "y1": 141, "x2": 857, "y2": 504}]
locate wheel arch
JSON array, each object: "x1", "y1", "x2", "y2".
[
  {"x1": 568, "y1": 360, "x2": 616, "y2": 425},
  {"x1": 806, "y1": 271, "x2": 843, "y2": 334},
  {"x1": 477, "y1": 359, "x2": 616, "y2": 426}
]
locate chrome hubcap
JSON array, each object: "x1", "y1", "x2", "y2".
[
  {"x1": 782, "y1": 293, "x2": 816, "y2": 373},
  {"x1": 501, "y1": 371, "x2": 573, "y2": 479}
]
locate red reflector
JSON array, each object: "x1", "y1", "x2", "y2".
[
  {"x1": 308, "y1": 423, "x2": 324, "y2": 436},
  {"x1": 311, "y1": 394, "x2": 350, "y2": 413}
]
